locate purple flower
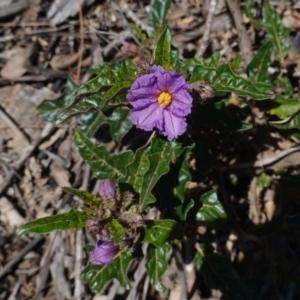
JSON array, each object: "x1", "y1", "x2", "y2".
[
  {"x1": 89, "y1": 240, "x2": 117, "y2": 266},
  {"x1": 126, "y1": 65, "x2": 193, "y2": 141},
  {"x1": 99, "y1": 180, "x2": 116, "y2": 200}
]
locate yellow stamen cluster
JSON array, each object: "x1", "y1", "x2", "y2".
[{"x1": 157, "y1": 91, "x2": 172, "y2": 108}]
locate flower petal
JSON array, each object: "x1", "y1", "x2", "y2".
[
  {"x1": 160, "y1": 110, "x2": 187, "y2": 141},
  {"x1": 169, "y1": 90, "x2": 193, "y2": 116},
  {"x1": 90, "y1": 241, "x2": 117, "y2": 266},
  {"x1": 130, "y1": 103, "x2": 163, "y2": 131}
]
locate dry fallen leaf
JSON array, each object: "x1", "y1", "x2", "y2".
[{"x1": 1, "y1": 44, "x2": 35, "y2": 80}]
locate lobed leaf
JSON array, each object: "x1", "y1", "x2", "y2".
[
  {"x1": 242, "y1": 0, "x2": 260, "y2": 29},
  {"x1": 231, "y1": 54, "x2": 242, "y2": 72},
  {"x1": 78, "y1": 108, "x2": 132, "y2": 142},
  {"x1": 74, "y1": 130, "x2": 133, "y2": 180},
  {"x1": 141, "y1": 220, "x2": 183, "y2": 247},
  {"x1": 190, "y1": 63, "x2": 272, "y2": 100},
  {"x1": 55, "y1": 61, "x2": 135, "y2": 124},
  {"x1": 145, "y1": 244, "x2": 170, "y2": 292},
  {"x1": 19, "y1": 208, "x2": 88, "y2": 235},
  {"x1": 196, "y1": 190, "x2": 226, "y2": 222},
  {"x1": 81, "y1": 251, "x2": 132, "y2": 292},
  {"x1": 153, "y1": 26, "x2": 172, "y2": 70},
  {"x1": 247, "y1": 41, "x2": 273, "y2": 82},
  {"x1": 123, "y1": 136, "x2": 178, "y2": 207},
  {"x1": 147, "y1": 0, "x2": 171, "y2": 36},
  {"x1": 36, "y1": 78, "x2": 78, "y2": 123},
  {"x1": 268, "y1": 95, "x2": 300, "y2": 119},
  {"x1": 153, "y1": 145, "x2": 194, "y2": 221},
  {"x1": 262, "y1": 2, "x2": 290, "y2": 62},
  {"x1": 62, "y1": 187, "x2": 100, "y2": 208}
]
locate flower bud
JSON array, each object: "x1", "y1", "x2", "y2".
[
  {"x1": 89, "y1": 240, "x2": 118, "y2": 266},
  {"x1": 99, "y1": 180, "x2": 116, "y2": 201},
  {"x1": 190, "y1": 81, "x2": 214, "y2": 99}
]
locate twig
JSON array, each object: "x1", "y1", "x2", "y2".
[
  {"x1": 106, "y1": 279, "x2": 121, "y2": 300},
  {"x1": 117, "y1": 1, "x2": 152, "y2": 34},
  {"x1": 73, "y1": 229, "x2": 83, "y2": 299},
  {"x1": 125, "y1": 243, "x2": 148, "y2": 300},
  {"x1": 0, "y1": 105, "x2": 30, "y2": 147},
  {"x1": 75, "y1": 0, "x2": 85, "y2": 83},
  {"x1": 225, "y1": 0, "x2": 253, "y2": 66},
  {"x1": 36, "y1": 232, "x2": 59, "y2": 296},
  {"x1": 73, "y1": 164, "x2": 90, "y2": 298},
  {"x1": 7, "y1": 281, "x2": 21, "y2": 300},
  {"x1": 196, "y1": 0, "x2": 218, "y2": 58},
  {"x1": 216, "y1": 144, "x2": 300, "y2": 172},
  {"x1": 248, "y1": 177, "x2": 260, "y2": 224},
  {"x1": 0, "y1": 123, "x2": 54, "y2": 195},
  {"x1": 174, "y1": 247, "x2": 188, "y2": 300},
  {"x1": 141, "y1": 275, "x2": 150, "y2": 300},
  {"x1": 0, "y1": 236, "x2": 44, "y2": 280}
]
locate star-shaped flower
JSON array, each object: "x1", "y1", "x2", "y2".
[{"x1": 126, "y1": 65, "x2": 192, "y2": 141}]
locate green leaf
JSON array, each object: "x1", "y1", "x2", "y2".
[
  {"x1": 153, "y1": 144, "x2": 194, "y2": 221},
  {"x1": 153, "y1": 26, "x2": 172, "y2": 70},
  {"x1": 77, "y1": 110, "x2": 104, "y2": 138},
  {"x1": 262, "y1": 2, "x2": 290, "y2": 62},
  {"x1": 247, "y1": 41, "x2": 273, "y2": 82},
  {"x1": 194, "y1": 251, "x2": 204, "y2": 271},
  {"x1": 198, "y1": 245, "x2": 253, "y2": 300},
  {"x1": 147, "y1": 0, "x2": 171, "y2": 36},
  {"x1": 274, "y1": 77, "x2": 293, "y2": 97},
  {"x1": 62, "y1": 187, "x2": 100, "y2": 208},
  {"x1": 269, "y1": 108, "x2": 300, "y2": 129},
  {"x1": 74, "y1": 130, "x2": 133, "y2": 180},
  {"x1": 196, "y1": 190, "x2": 226, "y2": 222},
  {"x1": 131, "y1": 23, "x2": 147, "y2": 42},
  {"x1": 123, "y1": 136, "x2": 177, "y2": 207},
  {"x1": 145, "y1": 244, "x2": 169, "y2": 292},
  {"x1": 81, "y1": 251, "x2": 132, "y2": 292},
  {"x1": 242, "y1": 0, "x2": 260, "y2": 29},
  {"x1": 231, "y1": 54, "x2": 242, "y2": 72},
  {"x1": 36, "y1": 78, "x2": 78, "y2": 123},
  {"x1": 190, "y1": 63, "x2": 272, "y2": 100},
  {"x1": 210, "y1": 52, "x2": 221, "y2": 67},
  {"x1": 171, "y1": 50, "x2": 190, "y2": 76},
  {"x1": 55, "y1": 61, "x2": 135, "y2": 124},
  {"x1": 141, "y1": 220, "x2": 183, "y2": 247},
  {"x1": 108, "y1": 220, "x2": 125, "y2": 244},
  {"x1": 268, "y1": 95, "x2": 300, "y2": 119},
  {"x1": 19, "y1": 208, "x2": 88, "y2": 235},
  {"x1": 173, "y1": 148, "x2": 193, "y2": 202},
  {"x1": 257, "y1": 173, "x2": 272, "y2": 189},
  {"x1": 78, "y1": 108, "x2": 132, "y2": 142}
]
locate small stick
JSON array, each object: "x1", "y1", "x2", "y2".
[
  {"x1": 75, "y1": 0, "x2": 85, "y2": 83},
  {"x1": 0, "y1": 105, "x2": 30, "y2": 147},
  {"x1": 196, "y1": 0, "x2": 218, "y2": 58},
  {"x1": 0, "y1": 124, "x2": 54, "y2": 195},
  {"x1": 174, "y1": 247, "x2": 188, "y2": 300},
  {"x1": 225, "y1": 0, "x2": 253, "y2": 66},
  {"x1": 0, "y1": 236, "x2": 44, "y2": 280}
]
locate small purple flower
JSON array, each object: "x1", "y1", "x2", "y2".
[
  {"x1": 126, "y1": 65, "x2": 193, "y2": 141},
  {"x1": 99, "y1": 180, "x2": 116, "y2": 200},
  {"x1": 90, "y1": 240, "x2": 117, "y2": 266}
]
